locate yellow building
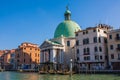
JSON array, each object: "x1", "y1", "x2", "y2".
[
  {"x1": 107, "y1": 29, "x2": 120, "y2": 70},
  {"x1": 15, "y1": 42, "x2": 40, "y2": 69}
]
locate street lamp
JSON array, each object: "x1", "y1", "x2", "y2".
[{"x1": 70, "y1": 59, "x2": 73, "y2": 77}]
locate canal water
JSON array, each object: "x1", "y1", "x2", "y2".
[{"x1": 0, "y1": 72, "x2": 120, "y2": 80}]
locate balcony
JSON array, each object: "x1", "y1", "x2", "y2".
[
  {"x1": 83, "y1": 53, "x2": 90, "y2": 55},
  {"x1": 116, "y1": 48, "x2": 120, "y2": 51},
  {"x1": 115, "y1": 37, "x2": 120, "y2": 41}
]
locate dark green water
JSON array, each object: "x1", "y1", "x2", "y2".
[{"x1": 0, "y1": 72, "x2": 120, "y2": 80}]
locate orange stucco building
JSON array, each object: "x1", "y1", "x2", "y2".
[{"x1": 15, "y1": 42, "x2": 40, "y2": 69}]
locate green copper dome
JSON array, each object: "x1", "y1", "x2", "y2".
[
  {"x1": 54, "y1": 8, "x2": 81, "y2": 38},
  {"x1": 54, "y1": 20, "x2": 80, "y2": 38}
]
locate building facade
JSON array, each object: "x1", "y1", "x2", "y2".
[
  {"x1": 75, "y1": 24, "x2": 111, "y2": 70},
  {"x1": 107, "y1": 29, "x2": 120, "y2": 70},
  {"x1": 15, "y1": 42, "x2": 40, "y2": 69}
]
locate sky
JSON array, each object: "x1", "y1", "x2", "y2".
[{"x1": 0, "y1": 0, "x2": 120, "y2": 50}]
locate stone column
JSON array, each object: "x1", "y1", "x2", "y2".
[
  {"x1": 60, "y1": 49, "x2": 63, "y2": 63},
  {"x1": 50, "y1": 49, "x2": 53, "y2": 62},
  {"x1": 43, "y1": 51, "x2": 45, "y2": 62},
  {"x1": 40, "y1": 51, "x2": 43, "y2": 63},
  {"x1": 53, "y1": 49, "x2": 56, "y2": 63}
]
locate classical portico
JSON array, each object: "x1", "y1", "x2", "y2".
[{"x1": 40, "y1": 40, "x2": 64, "y2": 71}]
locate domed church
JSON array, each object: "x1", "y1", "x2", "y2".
[{"x1": 40, "y1": 7, "x2": 81, "y2": 71}]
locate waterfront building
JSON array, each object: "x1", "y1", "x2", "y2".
[
  {"x1": 40, "y1": 7, "x2": 81, "y2": 71},
  {"x1": 15, "y1": 42, "x2": 40, "y2": 69},
  {"x1": 0, "y1": 50, "x2": 4, "y2": 69},
  {"x1": 0, "y1": 49, "x2": 15, "y2": 70},
  {"x1": 75, "y1": 24, "x2": 112, "y2": 70},
  {"x1": 107, "y1": 29, "x2": 120, "y2": 70}
]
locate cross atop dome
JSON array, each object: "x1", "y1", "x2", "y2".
[
  {"x1": 66, "y1": 5, "x2": 69, "y2": 10},
  {"x1": 64, "y1": 5, "x2": 71, "y2": 20}
]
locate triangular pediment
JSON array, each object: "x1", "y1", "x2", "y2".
[{"x1": 40, "y1": 40, "x2": 63, "y2": 49}]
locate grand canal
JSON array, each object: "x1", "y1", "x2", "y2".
[{"x1": 0, "y1": 72, "x2": 120, "y2": 80}]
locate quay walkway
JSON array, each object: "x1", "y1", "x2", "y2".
[{"x1": 78, "y1": 70, "x2": 120, "y2": 74}]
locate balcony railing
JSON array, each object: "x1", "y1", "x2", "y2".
[
  {"x1": 115, "y1": 37, "x2": 120, "y2": 41},
  {"x1": 83, "y1": 53, "x2": 90, "y2": 55}
]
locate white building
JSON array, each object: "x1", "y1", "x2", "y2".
[
  {"x1": 107, "y1": 29, "x2": 120, "y2": 70},
  {"x1": 75, "y1": 24, "x2": 111, "y2": 70}
]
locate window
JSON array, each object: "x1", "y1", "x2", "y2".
[
  {"x1": 99, "y1": 37, "x2": 101, "y2": 43},
  {"x1": 17, "y1": 60, "x2": 19, "y2": 62},
  {"x1": 104, "y1": 31, "x2": 107, "y2": 33},
  {"x1": 77, "y1": 57, "x2": 79, "y2": 61},
  {"x1": 117, "y1": 44, "x2": 120, "y2": 48},
  {"x1": 93, "y1": 37, "x2": 97, "y2": 43},
  {"x1": 104, "y1": 38, "x2": 107, "y2": 43},
  {"x1": 93, "y1": 29, "x2": 96, "y2": 32},
  {"x1": 24, "y1": 59, "x2": 25, "y2": 63},
  {"x1": 116, "y1": 33, "x2": 119, "y2": 37},
  {"x1": 76, "y1": 33, "x2": 78, "y2": 36},
  {"x1": 111, "y1": 54, "x2": 114, "y2": 59},
  {"x1": 118, "y1": 54, "x2": 120, "y2": 60},
  {"x1": 67, "y1": 41, "x2": 70, "y2": 46},
  {"x1": 98, "y1": 29, "x2": 100, "y2": 32},
  {"x1": 77, "y1": 49, "x2": 79, "y2": 54},
  {"x1": 83, "y1": 48, "x2": 86, "y2": 53},
  {"x1": 83, "y1": 32, "x2": 85, "y2": 35},
  {"x1": 116, "y1": 34, "x2": 120, "y2": 40},
  {"x1": 86, "y1": 38, "x2": 89, "y2": 44},
  {"x1": 110, "y1": 45, "x2": 113, "y2": 50},
  {"x1": 84, "y1": 56, "x2": 90, "y2": 60},
  {"x1": 76, "y1": 40, "x2": 79, "y2": 46},
  {"x1": 30, "y1": 59, "x2": 31, "y2": 63},
  {"x1": 100, "y1": 56, "x2": 103, "y2": 60},
  {"x1": 87, "y1": 48, "x2": 90, "y2": 53},
  {"x1": 109, "y1": 35, "x2": 112, "y2": 39},
  {"x1": 30, "y1": 48, "x2": 32, "y2": 50},
  {"x1": 83, "y1": 48, "x2": 90, "y2": 55},
  {"x1": 99, "y1": 47, "x2": 102, "y2": 52},
  {"x1": 95, "y1": 55, "x2": 99, "y2": 60},
  {"x1": 83, "y1": 39, "x2": 85, "y2": 45},
  {"x1": 83, "y1": 38, "x2": 89, "y2": 45},
  {"x1": 94, "y1": 47, "x2": 98, "y2": 52}
]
